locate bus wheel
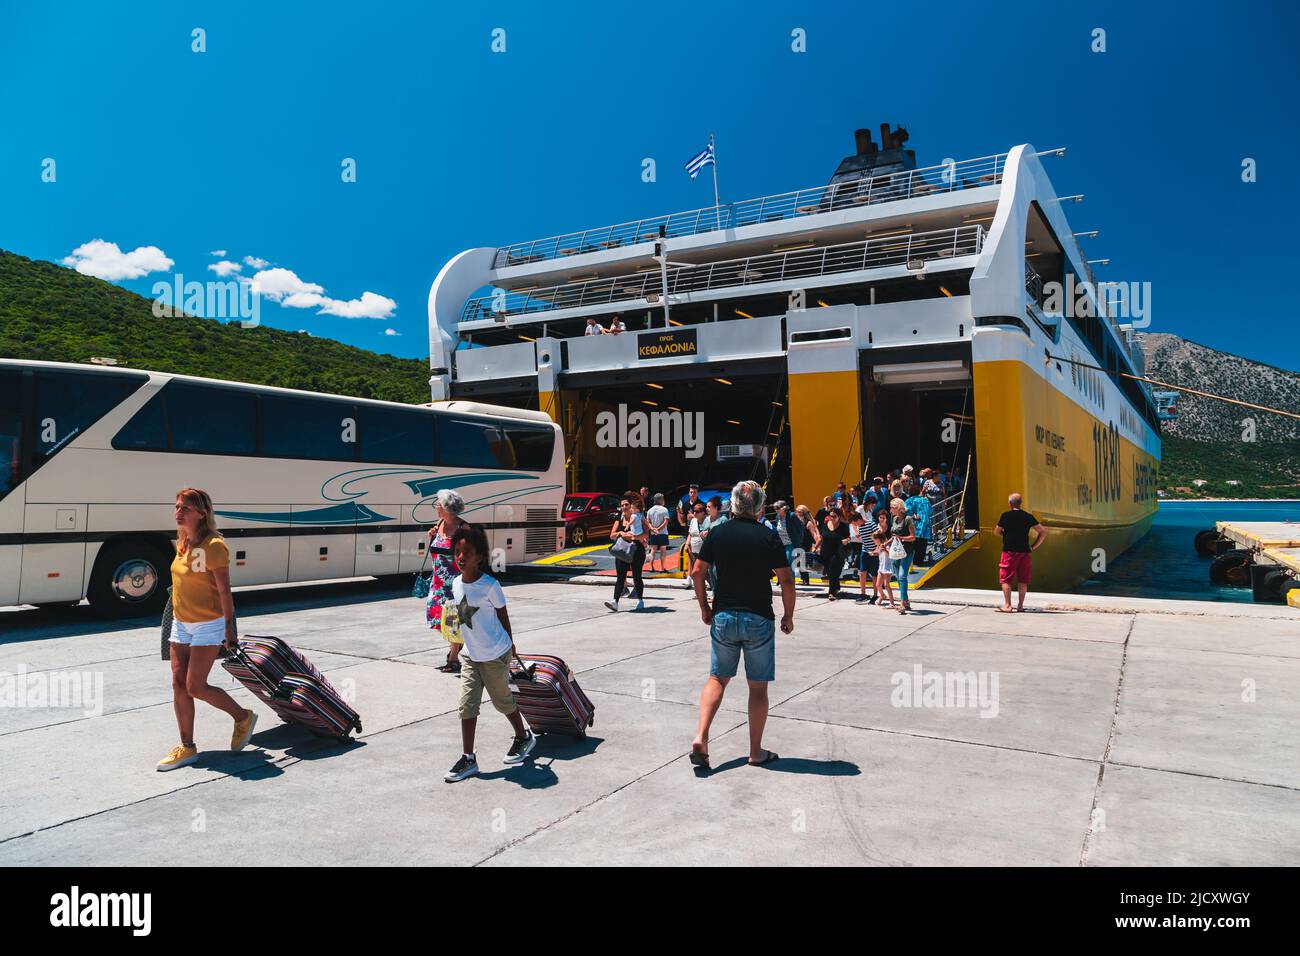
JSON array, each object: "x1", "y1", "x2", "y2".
[
  {"x1": 89, "y1": 540, "x2": 170, "y2": 618},
  {"x1": 1209, "y1": 549, "x2": 1252, "y2": 587},
  {"x1": 1193, "y1": 529, "x2": 1220, "y2": 558}
]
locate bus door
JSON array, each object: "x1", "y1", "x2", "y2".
[{"x1": 19, "y1": 503, "x2": 87, "y2": 604}]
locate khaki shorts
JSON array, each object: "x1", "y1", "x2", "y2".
[{"x1": 457, "y1": 652, "x2": 518, "y2": 720}]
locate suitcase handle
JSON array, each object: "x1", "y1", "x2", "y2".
[{"x1": 511, "y1": 650, "x2": 537, "y2": 681}]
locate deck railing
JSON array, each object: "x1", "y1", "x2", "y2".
[
  {"x1": 491, "y1": 153, "x2": 1007, "y2": 269},
  {"x1": 463, "y1": 225, "x2": 985, "y2": 324}
]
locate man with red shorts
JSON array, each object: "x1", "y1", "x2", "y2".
[{"x1": 994, "y1": 493, "x2": 1048, "y2": 612}]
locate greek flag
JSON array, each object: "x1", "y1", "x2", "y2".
[{"x1": 684, "y1": 141, "x2": 715, "y2": 180}]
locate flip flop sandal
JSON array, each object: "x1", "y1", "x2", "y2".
[
  {"x1": 689, "y1": 749, "x2": 710, "y2": 770},
  {"x1": 749, "y1": 750, "x2": 779, "y2": 767}
]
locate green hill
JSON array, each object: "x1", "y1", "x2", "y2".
[
  {"x1": 0, "y1": 249, "x2": 430, "y2": 403},
  {"x1": 4, "y1": 249, "x2": 1297, "y2": 498}
]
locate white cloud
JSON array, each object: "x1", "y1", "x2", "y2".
[
  {"x1": 210, "y1": 249, "x2": 227, "y2": 257},
  {"x1": 243, "y1": 256, "x2": 270, "y2": 269},
  {"x1": 248, "y1": 267, "x2": 325, "y2": 302},
  {"x1": 384, "y1": 328, "x2": 401, "y2": 336},
  {"x1": 318, "y1": 291, "x2": 398, "y2": 319},
  {"x1": 62, "y1": 239, "x2": 173, "y2": 281},
  {"x1": 244, "y1": 266, "x2": 397, "y2": 319},
  {"x1": 207, "y1": 260, "x2": 242, "y2": 277}
]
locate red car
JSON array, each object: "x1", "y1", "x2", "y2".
[{"x1": 563, "y1": 492, "x2": 622, "y2": 547}]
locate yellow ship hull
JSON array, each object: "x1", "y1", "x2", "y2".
[{"x1": 923, "y1": 358, "x2": 1160, "y2": 593}]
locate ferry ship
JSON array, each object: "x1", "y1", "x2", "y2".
[{"x1": 425, "y1": 125, "x2": 1161, "y2": 592}]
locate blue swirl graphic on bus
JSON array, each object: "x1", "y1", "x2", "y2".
[
  {"x1": 215, "y1": 501, "x2": 390, "y2": 525},
  {"x1": 214, "y1": 468, "x2": 558, "y2": 526}
]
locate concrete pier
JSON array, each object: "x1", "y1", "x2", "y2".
[{"x1": 1, "y1": 578, "x2": 1296, "y2": 866}]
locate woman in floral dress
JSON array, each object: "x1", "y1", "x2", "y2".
[{"x1": 425, "y1": 489, "x2": 468, "y2": 673}]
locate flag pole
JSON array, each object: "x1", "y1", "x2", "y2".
[{"x1": 710, "y1": 132, "x2": 721, "y2": 228}]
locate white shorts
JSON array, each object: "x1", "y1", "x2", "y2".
[{"x1": 170, "y1": 616, "x2": 226, "y2": 647}]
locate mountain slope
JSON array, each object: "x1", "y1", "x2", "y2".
[
  {"x1": 1139, "y1": 332, "x2": 1300, "y2": 445},
  {"x1": 1139, "y1": 332, "x2": 1300, "y2": 497},
  {"x1": 0, "y1": 249, "x2": 429, "y2": 403}
]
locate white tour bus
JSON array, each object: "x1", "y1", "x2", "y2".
[{"x1": 0, "y1": 359, "x2": 565, "y2": 617}]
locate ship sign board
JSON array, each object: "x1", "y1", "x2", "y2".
[{"x1": 638, "y1": 328, "x2": 698, "y2": 360}]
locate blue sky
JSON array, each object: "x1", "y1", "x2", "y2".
[{"x1": 2, "y1": 0, "x2": 1298, "y2": 370}]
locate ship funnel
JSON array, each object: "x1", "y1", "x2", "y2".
[{"x1": 854, "y1": 128, "x2": 877, "y2": 157}]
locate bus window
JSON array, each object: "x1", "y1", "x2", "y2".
[
  {"x1": 164, "y1": 383, "x2": 257, "y2": 456},
  {"x1": 263, "y1": 394, "x2": 359, "y2": 462},
  {"x1": 112, "y1": 390, "x2": 168, "y2": 451},
  {"x1": 437, "y1": 417, "x2": 512, "y2": 469},
  {"x1": 505, "y1": 424, "x2": 554, "y2": 471},
  {"x1": 33, "y1": 369, "x2": 148, "y2": 464},
  {"x1": 0, "y1": 370, "x2": 22, "y2": 500},
  {"x1": 437, "y1": 417, "x2": 555, "y2": 471},
  {"x1": 357, "y1": 405, "x2": 437, "y2": 465}
]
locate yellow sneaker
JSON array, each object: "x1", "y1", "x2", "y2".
[
  {"x1": 157, "y1": 744, "x2": 198, "y2": 772},
  {"x1": 231, "y1": 708, "x2": 258, "y2": 751}
]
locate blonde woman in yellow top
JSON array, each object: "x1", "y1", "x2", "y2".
[{"x1": 158, "y1": 487, "x2": 257, "y2": 770}]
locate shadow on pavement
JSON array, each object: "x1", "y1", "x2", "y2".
[
  {"x1": 700, "y1": 755, "x2": 862, "y2": 777},
  {"x1": 474, "y1": 735, "x2": 604, "y2": 789}
]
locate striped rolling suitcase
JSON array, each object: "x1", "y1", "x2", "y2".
[
  {"x1": 509, "y1": 653, "x2": 595, "y2": 738},
  {"x1": 222, "y1": 635, "x2": 362, "y2": 741}
]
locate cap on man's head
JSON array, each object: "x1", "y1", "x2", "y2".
[
  {"x1": 689, "y1": 483, "x2": 699, "y2": 490},
  {"x1": 872, "y1": 476, "x2": 884, "y2": 484},
  {"x1": 773, "y1": 500, "x2": 787, "y2": 510}
]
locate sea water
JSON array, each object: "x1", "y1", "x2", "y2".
[{"x1": 1073, "y1": 499, "x2": 1300, "y2": 603}]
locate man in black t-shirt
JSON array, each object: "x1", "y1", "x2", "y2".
[
  {"x1": 689, "y1": 480, "x2": 795, "y2": 772},
  {"x1": 994, "y1": 493, "x2": 1048, "y2": 613}
]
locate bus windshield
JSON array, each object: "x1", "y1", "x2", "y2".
[{"x1": 0, "y1": 369, "x2": 21, "y2": 501}]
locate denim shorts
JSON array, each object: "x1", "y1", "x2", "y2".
[
  {"x1": 170, "y1": 616, "x2": 226, "y2": 647},
  {"x1": 710, "y1": 610, "x2": 776, "y2": 682}
]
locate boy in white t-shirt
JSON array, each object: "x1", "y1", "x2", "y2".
[{"x1": 442, "y1": 524, "x2": 536, "y2": 782}]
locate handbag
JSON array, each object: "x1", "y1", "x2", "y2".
[
  {"x1": 609, "y1": 536, "x2": 636, "y2": 563},
  {"x1": 608, "y1": 514, "x2": 638, "y2": 564},
  {"x1": 411, "y1": 544, "x2": 432, "y2": 599},
  {"x1": 160, "y1": 587, "x2": 174, "y2": 660},
  {"x1": 888, "y1": 536, "x2": 907, "y2": 561}
]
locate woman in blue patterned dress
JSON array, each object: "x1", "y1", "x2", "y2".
[{"x1": 425, "y1": 489, "x2": 468, "y2": 673}]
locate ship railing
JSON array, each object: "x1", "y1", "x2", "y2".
[
  {"x1": 491, "y1": 153, "x2": 1008, "y2": 270},
  {"x1": 928, "y1": 490, "x2": 971, "y2": 557},
  {"x1": 464, "y1": 225, "x2": 985, "y2": 324},
  {"x1": 1025, "y1": 262, "x2": 1044, "y2": 307}
]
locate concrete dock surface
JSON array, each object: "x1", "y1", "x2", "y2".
[{"x1": 1, "y1": 577, "x2": 1296, "y2": 866}]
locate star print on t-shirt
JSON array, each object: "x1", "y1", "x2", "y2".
[{"x1": 454, "y1": 595, "x2": 479, "y2": 628}]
